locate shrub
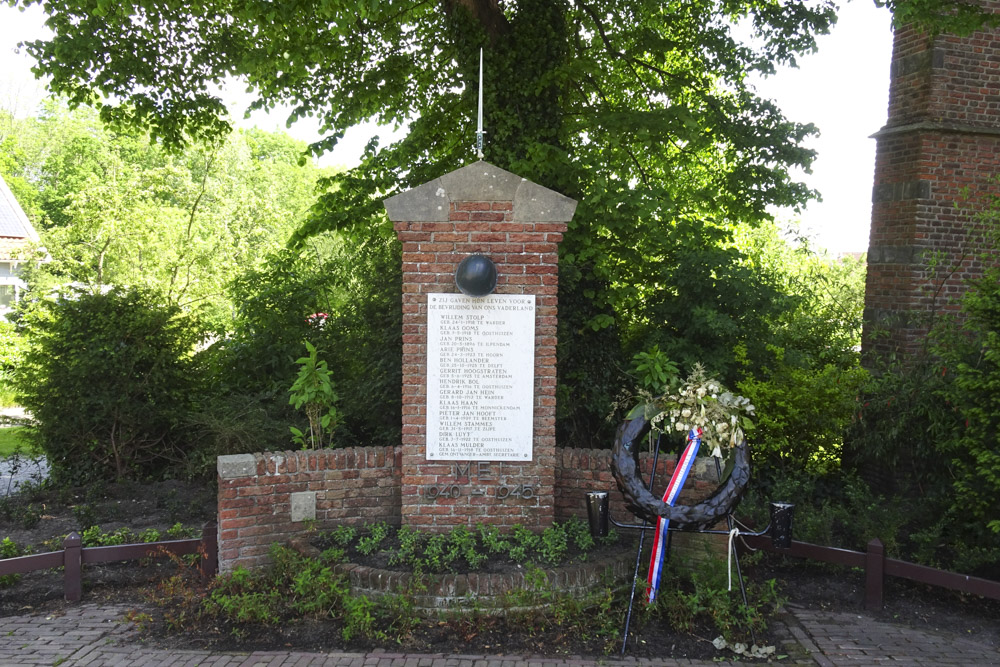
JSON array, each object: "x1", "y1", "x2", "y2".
[
  {"x1": 0, "y1": 319, "x2": 26, "y2": 407},
  {"x1": 15, "y1": 286, "x2": 204, "y2": 484}
]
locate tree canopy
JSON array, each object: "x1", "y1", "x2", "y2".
[
  {"x1": 5, "y1": 0, "x2": 847, "y2": 443},
  {"x1": 0, "y1": 102, "x2": 327, "y2": 326},
  {"x1": 15, "y1": 0, "x2": 963, "y2": 443}
]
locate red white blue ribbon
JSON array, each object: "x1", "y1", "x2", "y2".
[{"x1": 646, "y1": 426, "x2": 702, "y2": 603}]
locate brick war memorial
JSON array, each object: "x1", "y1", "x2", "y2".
[
  {"x1": 215, "y1": 161, "x2": 729, "y2": 608},
  {"x1": 212, "y1": 3, "x2": 1000, "y2": 610}
]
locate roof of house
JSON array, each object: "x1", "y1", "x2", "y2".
[{"x1": 0, "y1": 173, "x2": 39, "y2": 242}]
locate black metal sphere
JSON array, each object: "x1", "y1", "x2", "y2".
[{"x1": 455, "y1": 254, "x2": 498, "y2": 297}]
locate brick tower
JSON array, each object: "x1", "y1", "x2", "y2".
[{"x1": 864, "y1": 7, "x2": 1000, "y2": 362}]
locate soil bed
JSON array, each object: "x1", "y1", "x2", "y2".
[{"x1": 2, "y1": 478, "x2": 999, "y2": 660}]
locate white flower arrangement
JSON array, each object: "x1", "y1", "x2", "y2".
[{"x1": 645, "y1": 364, "x2": 755, "y2": 458}]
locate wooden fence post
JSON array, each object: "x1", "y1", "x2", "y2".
[
  {"x1": 64, "y1": 532, "x2": 82, "y2": 603},
  {"x1": 865, "y1": 538, "x2": 885, "y2": 610},
  {"x1": 200, "y1": 521, "x2": 218, "y2": 581}
]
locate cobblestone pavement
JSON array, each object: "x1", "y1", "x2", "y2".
[{"x1": 0, "y1": 601, "x2": 997, "y2": 667}]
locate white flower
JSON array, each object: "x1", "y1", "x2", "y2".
[{"x1": 681, "y1": 408, "x2": 692, "y2": 418}]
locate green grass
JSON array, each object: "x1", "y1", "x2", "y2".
[{"x1": 0, "y1": 428, "x2": 31, "y2": 457}]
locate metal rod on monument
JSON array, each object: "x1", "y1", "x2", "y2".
[
  {"x1": 715, "y1": 455, "x2": 754, "y2": 646},
  {"x1": 476, "y1": 47, "x2": 485, "y2": 159},
  {"x1": 620, "y1": 431, "x2": 662, "y2": 656}
]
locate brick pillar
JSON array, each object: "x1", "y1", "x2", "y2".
[
  {"x1": 864, "y1": 7, "x2": 1000, "y2": 362},
  {"x1": 384, "y1": 161, "x2": 577, "y2": 531}
]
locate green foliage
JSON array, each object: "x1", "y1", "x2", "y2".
[
  {"x1": 630, "y1": 345, "x2": 679, "y2": 396},
  {"x1": 537, "y1": 524, "x2": 568, "y2": 565},
  {"x1": 733, "y1": 227, "x2": 868, "y2": 477},
  {"x1": 941, "y1": 272, "x2": 1000, "y2": 537},
  {"x1": 4, "y1": 102, "x2": 325, "y2": 329},
  {"x1": 0, "y1": 320, "x2": 26, "y2": 407},
  {"x1": 319, "y1": 519, "x2": 613, "y2": 574},
  {"x1": 197, "y1": 544, "x2": 414, "y2": 642},
  {"x1": 12, "y1": 0, "x2": 852, "y2": 448},
  {"x1": 744, "y1": 472, "x2": 910, "y2": 555},
  {"x1": 0, "y1": 479, "x2": 42, "y2": 528},
  {"x1": 738, "y1": 344, "x2": 867, "y2": 476},
  {"x1": 356, "y1": 522, "x2": 390, "y2": 556},
  {"x1": 0, "y1": 537, "x2": 24, "y2": 587},
  {"x1": 288, "y1": 341, "x2": 340, "y2": 449},
  {"x1": 328, "y1": 525, "x2": 357, "y2": 548},
  {"x1": 14, "y1": 287, "x2": 204, "y2": 484},
  {"x1": 76, "y1": 523, "x2": 194, "y2": 547},
  {"x1": 649, "y1": 557, "x2": 785, "y2": 643},
  {"x1": 212, "y1": 229, "x2": 401, "y2": 451}
]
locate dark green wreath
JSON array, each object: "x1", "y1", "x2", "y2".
[{"x1": 610, "y1": 415, "x2": 750, "y2": 530}]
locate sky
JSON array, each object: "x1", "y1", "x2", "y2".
[{"x1": 0, "y1": 2, "x2": 893, "y2": 254}]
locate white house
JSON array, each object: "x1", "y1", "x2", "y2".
[{"x1": 0, "y1": 174, "x2": 41, "y2": 317}]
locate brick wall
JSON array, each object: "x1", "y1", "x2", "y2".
[
  {"x1": 218, "y1": 445, "x2": 729, "y2": 572},
  {"x1": 384, "y1": 161, "x2": 576, "y2": 531},
  {"x1": 217, "y1": 447, "x2": 400, "y2": 572},
  {"x1": 864, "y1": 9, "x2": 1000, "y2": 361},
  {"x1": 555, "y1": 448, "x2": 730, "y2": 563}
]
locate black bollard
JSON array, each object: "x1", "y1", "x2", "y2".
[
  {"x1": 770, "y1": 502, "x2": 794, "y2": 548},
  {"x1": 586, "y1": 491, "x2": 610, "y2": 538}
]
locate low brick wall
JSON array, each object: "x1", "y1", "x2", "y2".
[
  {"x1": 341, "y1": 552, "x2": 633, "y2": 614},
  {"x1": 217, "y1": 447, "x2": 401, "y2": 572},
  {"x1": 218, "y1": 445, "x2": 728, "y2": 573}
]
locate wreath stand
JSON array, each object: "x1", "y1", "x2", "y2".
[{"x1": 586, "y1": 421, "x2": 794, "y2": 657}]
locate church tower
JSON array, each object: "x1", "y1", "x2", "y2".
[{"x1": 864, "y1": 9, "x2": 1000, "y2": 361}]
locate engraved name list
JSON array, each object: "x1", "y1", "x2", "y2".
[{"x1": 426, "y1": 293, "x2": 536, "y2": 461}]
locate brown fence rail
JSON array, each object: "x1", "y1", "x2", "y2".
[
  {"x1": 0, "y1": 521, "x2": 217, "y2": 602},
  {"x1": 741, "y1": 534, "x2": 1000, "y2": 610}
]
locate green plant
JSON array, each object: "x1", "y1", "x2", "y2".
[
  {"x1": 356, "y1": 522, "x2": 390, "y2": 556},
  {"x1": 388, "y1": 526, "x2": 426, "y2": 569},
  {"x1": 166, "y1": 522, "x2": 198, "y2": 539},
  {"x1": 538, "y1": 524, "x2": 569, "y2": 565},
  {"x1": 507, "y1": 525, "x2": 539, "y2": 563},
  {"x1": 288, "y1": 340, "x2": 340, "y2": 449},
  {"x1": 631, "y1": 345, "x2": 679, "y2": 395},
  {"x1": 477, "y1": 524, "x2": 509, "y2": 554},
  {"x1": 651, "y1": 556, "x2": 785, "y2": 643},
  {"x1": 422, "y1": 533, "x2": 450, "y2": 572},
  {"x1": 564, "y1": 517, "x2": 595, "y2": 552},
  {"x1": 288, "y1": 559, "x2": 348, "y2": 616},
  {"x1": 328, "y1": 524, "x2": 356, "y2": 547},
  {"x1": 341, "y1": 594, "x2": 379, "y2": 641},
  {"x1": 0, "y1": 428, "x2": 30, "y2": 457},
  {"x1": 0, "y1": 537, "x2": 23, "y2": 587},
  {"x1": 72, "y1": 503, "x2": 98, "y2": 530},
  {"x1": 81, "y1": 525, "x2": 136, "y2": 547},
  {"x1": 0, "y1": 497, "x2": 41, "y2": 530},
  {"x1": 448, "y1": 526, "x2": 486, "y2": 570},
  {"x1": 15, "y1": 286, "x2": 204, "y2": 484}
]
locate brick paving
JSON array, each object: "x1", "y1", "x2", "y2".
[{"x1": 0, "y1": 602, "x2": 997, "y2": 667}]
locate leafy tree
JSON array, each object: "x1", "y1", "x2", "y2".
[{"x1": 5, "y1": 102, "x2": 326, "y2": 327}]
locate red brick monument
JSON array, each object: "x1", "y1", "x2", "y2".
[{"x1": 384, "y1": 161, "x2": 577, "y2": 531}]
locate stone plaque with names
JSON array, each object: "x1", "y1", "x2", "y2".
[{"x1": 427, "y1": 293, "x2": 535, "y2": 461}]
